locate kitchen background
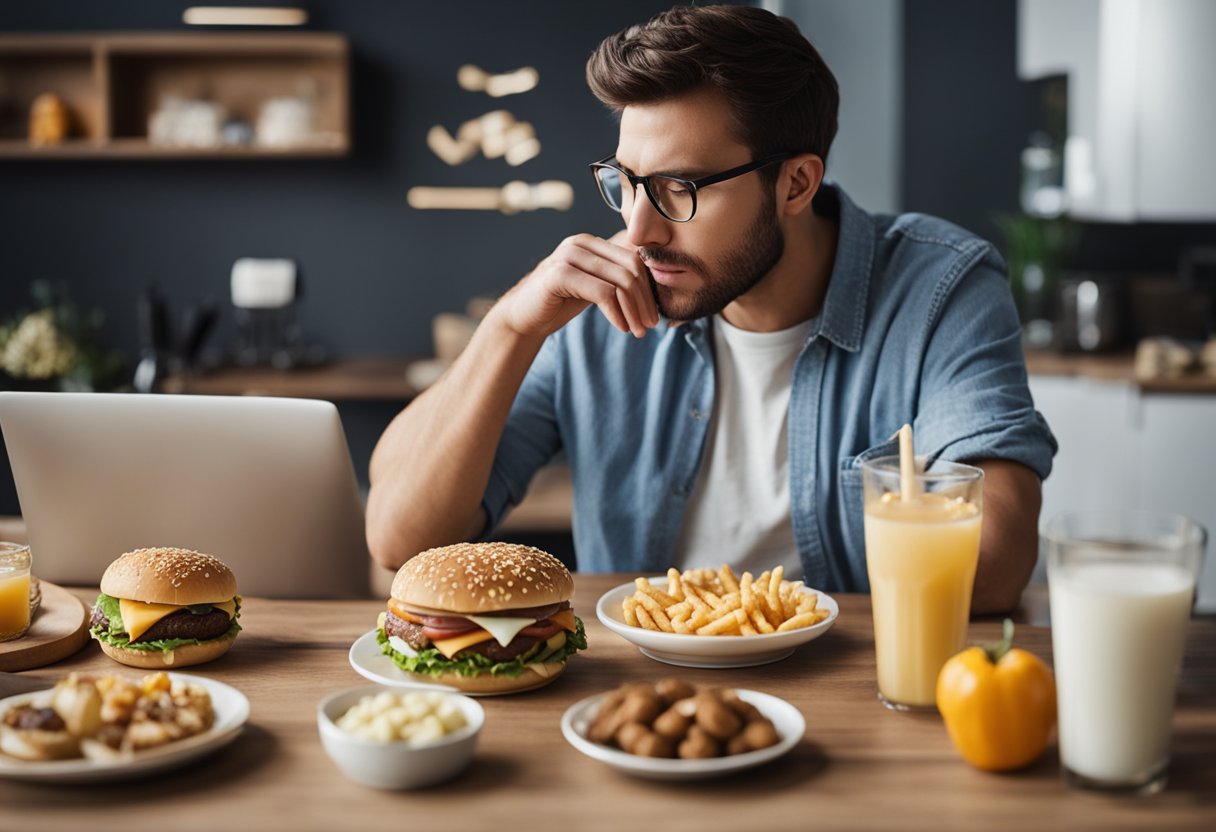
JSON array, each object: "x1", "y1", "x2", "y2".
[{"x1": 2, "y1": 1, "x2": 1214, "y2": 599}]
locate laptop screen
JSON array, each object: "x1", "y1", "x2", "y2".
[{"x1": 0, "y1": 392, "x2": 371, "y2": 598}]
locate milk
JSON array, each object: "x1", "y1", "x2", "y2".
[{"x1": 1049, "y1": 559, "x2": 1194, "y2": 785}]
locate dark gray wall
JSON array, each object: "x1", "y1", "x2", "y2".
[
  {"x1": 0, "y1": 1, "x2": 682, "y2": 362},
  {"x1": 0, "y1": 0, "x2": 681, "y2": 523}
]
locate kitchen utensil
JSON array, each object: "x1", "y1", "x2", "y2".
[{"x1": 1056, "y1": 275, "x2": 1125, "y2": 352}]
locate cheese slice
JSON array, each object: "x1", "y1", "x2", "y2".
[
  {"x1": 431, "y1": 629, "x2": 495, "y2": 659},
  {"x1": 120, "y1": 600, "x2": 182, "y2": 642},
  {"x1": 551, "y1": 609, "x2": 577, "y2": 632},
  {"x1": 387, "y1": 599, "x2": 424, "y2": 624},
  {"x1": 119, "y1": 598, "x2": 237, "y2": 642},
  {"x1": 466, "y1": 615, "x2": 538, "y2": 647}
]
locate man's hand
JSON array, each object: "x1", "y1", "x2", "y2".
[
  {"x1": 367, "y1": 231, "x2": 658, "y2": 570},
  {"x1": 494, "y1": 232, "x2": 660, "y2": 340}
]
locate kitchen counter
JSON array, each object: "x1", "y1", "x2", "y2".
[
  {"x1": 162, "y1": 351, "x2": 1216, "y2": 399},
  {"x1": 1025, "y1": 349, "x2": 1216, "y2": 393},
  {"x1": 158, "y1": 356, "x2": 423, "y2": 400}
]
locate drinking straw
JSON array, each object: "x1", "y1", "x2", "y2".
[{"x1": 898, "y1": 423, "x2": 919, "y2": 501}]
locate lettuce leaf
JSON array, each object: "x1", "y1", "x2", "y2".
[
  {"x1": 377, "y1": 616, "x2": 587, "y2": 679},
  {"x1": 90, "y1": 592, "x2": 242, "y2": 654}
]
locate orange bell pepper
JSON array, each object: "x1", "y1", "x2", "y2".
[{"x1": 936, "y1": 619, "x2": 1056, "y2": 772}]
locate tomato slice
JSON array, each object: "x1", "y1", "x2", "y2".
[{"x1": 421, "y1": 625, "x2": 482, "y2": 641}]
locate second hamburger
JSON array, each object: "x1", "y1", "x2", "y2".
[
  {"x1": 377, "y1": 542, "x2": 586, "y2": 694},
  {"x1": 90, "y1": 547, "x2": 241, "y2": 669}
]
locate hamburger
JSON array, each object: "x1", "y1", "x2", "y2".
[
  {"x1": 89, "y1": 547, "x2": 241, "y2": 669},
  {"x1": 377, "y1": 542, "x2": 587, "y2": 694}
]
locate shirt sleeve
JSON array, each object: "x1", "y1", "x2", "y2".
[
  {"x1": 913, "y1": 251, "x2": 1058, "y2": 479},
  {"x1": 479, "y1": 332, "x2": 565, "y2": 534}
]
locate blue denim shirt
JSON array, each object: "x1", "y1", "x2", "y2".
[{"x1": 481, "y1": 184, "x2": 1057, "y2": 590}]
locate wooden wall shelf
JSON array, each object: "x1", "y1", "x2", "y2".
[{"x1": 0, "y1": 32, "x2": 349, "y2": 159}]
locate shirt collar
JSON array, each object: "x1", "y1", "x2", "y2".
[
  {"x1": 812, "y1": 183, "x2": 873, "y2": 353},
  {"x1": 679, "y1": 182, "x2": 875, "y2": 353}
]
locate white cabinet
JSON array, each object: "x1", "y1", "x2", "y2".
[
  {"x1": 1018, "y1": 0, "x2": 1216, "y2": 221},
  {"x1": 1029, "y1": 375, "x2": 1216, "y2": 610}
]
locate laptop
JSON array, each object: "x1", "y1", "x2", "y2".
[{"x1": 0, "y1": 391, "x2": 371, "y2": 598}]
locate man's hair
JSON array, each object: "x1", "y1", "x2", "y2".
[{"x1": 586, "y1": 3, "x2": 840, "y2": 172}]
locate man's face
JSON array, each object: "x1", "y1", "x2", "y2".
[{"x1": 615, "y1": 88, "x2": 784, "y2": 322}]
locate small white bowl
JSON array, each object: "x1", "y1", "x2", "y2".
[
  {"x1": 317, "y1": 684, "x2": 484, "y2": 790},
  {"x1": 596, "y1": 579, "x2": 839, "y2": 668}
]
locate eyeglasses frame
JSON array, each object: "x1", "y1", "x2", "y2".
[{"x1": 588, "y1": 152, "x2": 797, "y2": 223}]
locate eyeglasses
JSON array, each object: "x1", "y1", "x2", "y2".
[{"x1": 588, "y1": 152, "x2": 795, "y2": 223}]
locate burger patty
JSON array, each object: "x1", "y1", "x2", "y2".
[
  {"x1": 383, "y1": 612, "x2": 431, "y2": 649},
  {"x1": 458, "y1": 634, "x2": 541, "y2": 662},
  {"x1": 91, "y1": 604, "x2": 232, "y2": 643},
  {"x1": 137, "y1": 609, "x2": 232, "y2": 642},
  {"x1": 92, "y1": 603, "x2": 232, "y2": 642},
  {"x1": 383, "y1": 611, "x2": 544, "y2": 662}
]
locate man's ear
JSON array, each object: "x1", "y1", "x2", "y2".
[{"x1": 779, "y1": 153, "x2": 824, "y2": 216}]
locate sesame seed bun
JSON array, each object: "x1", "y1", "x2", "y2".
[
  {"x1": 100, "y1": 547, "x2": 237, "y2": 606},
  {"x1": 95, "y1": 634, "x2": 237, "y2": 669},
  {"x1": 391, "y1": 542, "x2": 573, "y2": 614}
]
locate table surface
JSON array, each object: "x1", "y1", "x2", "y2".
[{"x1": 2, "y1": 576, "x2": 1213, "y2": 831}]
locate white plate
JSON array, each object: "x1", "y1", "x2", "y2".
[
  {"x1": 596, "y1": 579, "x2": 838, "y2": 668},
  {"x1": 561, "y1": 689, "x2": 804, "y2": 780},
  {"x1": 0, "y1": 673, "x2": 249, "y2": 784},
  {"x1": 348, "y1": 630, "x2": 556, "y2": 697}
]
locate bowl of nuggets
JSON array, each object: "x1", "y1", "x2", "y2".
[
  {"x1": 0, "y1": 671, "x2": 249, "y2": 783},
  {"x1": 561, "y1": 678, "x2": 805, "y2": 780},
  {"x1": 596, "y1": 564, "x2": 838, "y2": 668}
]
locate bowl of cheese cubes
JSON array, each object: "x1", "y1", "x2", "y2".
[{"x1": 317, "y1": 684, "x2": 484, "y2": 789}]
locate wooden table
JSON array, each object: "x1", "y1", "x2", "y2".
[{"x1": 3, "y1": 577, "x2": 1213, "y2": 830}]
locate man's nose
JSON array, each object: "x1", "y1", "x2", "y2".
[{"x1": 625, "y1": 186, "x2": 672, "y2": 249}]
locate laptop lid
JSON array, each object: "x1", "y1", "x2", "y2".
[{"x1": 0, "y1": 391, "x2": 370, "y2": 598}]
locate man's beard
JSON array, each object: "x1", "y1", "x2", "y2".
[{"x1": 642, "y1": 197, "x2": 785, "y2": 322}]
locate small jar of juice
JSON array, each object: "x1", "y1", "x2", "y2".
[{"x1": 0, "y1": 542, "x2": 32, "y2": 642}]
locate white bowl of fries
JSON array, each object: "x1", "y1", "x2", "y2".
[{"x1": 595, "y1": 566, "x2": 838, "y2": 668}]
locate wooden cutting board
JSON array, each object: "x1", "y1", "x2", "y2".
[{"x1": 0, "y1": 580, "x2": 91, "y2": 672}]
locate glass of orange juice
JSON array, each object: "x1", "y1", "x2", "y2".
[
  {"x1": 0, "y1": 541, "x2": 33, "y2": 642},
  {"x1": 861, "y1": 458, "x2": 983, "y2": 711}
]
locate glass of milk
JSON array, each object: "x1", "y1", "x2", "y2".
[{"x1": 1045, "y1": 511, "x2": 1206, "y2": 794}]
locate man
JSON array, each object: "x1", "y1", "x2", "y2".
[{"x1": 367, "y1": 4, "x2": 1056, "y2": 613}]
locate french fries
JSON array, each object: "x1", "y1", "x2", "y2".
[{"x1": 621, "y1": 564, "x2": 829, "y2": 636}]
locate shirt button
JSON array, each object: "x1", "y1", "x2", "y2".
[
  {"x1": 673, "y1": 484, "x2": 690, "y2": 496},
  {"x1": 690, "y1": 408, "x2": 705, "y2": 420}
]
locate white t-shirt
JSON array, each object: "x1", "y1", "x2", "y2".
[{"x1": 673, "y1": 313, "x2": 814, "y2": 580}]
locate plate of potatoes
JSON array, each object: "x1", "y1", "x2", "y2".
[{"x1": 560, "y1": 679, "x2": 804, "y2": 780}]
